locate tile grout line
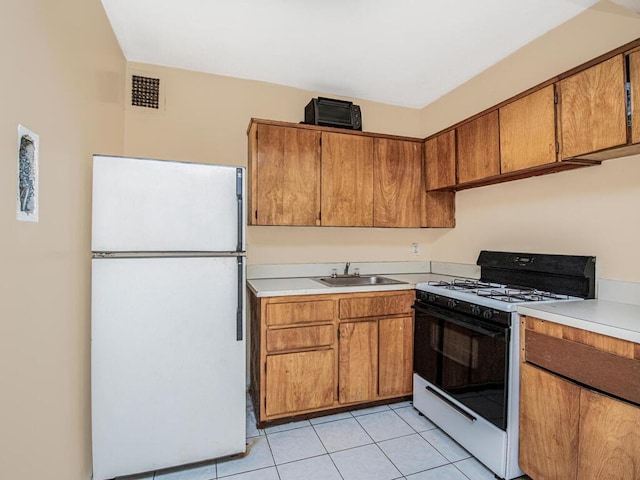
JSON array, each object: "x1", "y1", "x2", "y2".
[
  {"x1": 307, "y1": 421, "x2": 346, "y2": 480},
  {"x1": 262, "y1": 433, "x2": 281, "y2": 480},
  {"x1": 366, "y1": 408, "x2": 420, "y2": 479},
  {"x1": 361, "y1": 407, "x2": 477, "y2": 480}
]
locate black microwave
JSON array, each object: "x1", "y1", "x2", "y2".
[{"x1": 304, "y1": 97, "x2": 362, "y2": 130}]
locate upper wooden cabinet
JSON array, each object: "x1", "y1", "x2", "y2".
[
  {"x1": 248, "y1": 119, "x2": 455, "y2": 228},
  {"x1": 425, "y1": 130, "x2": 456, "y2": 190},
  {"x1": 559, "y1": 54, "x2": 627, "y2": 160},
  {"x1": 424, "y1": 38, "x2": 640, "y2": 190},
  {"x1": 500, "y1": 85, "x2": 557, "y2": 173},
  {"x1": 373, "y1": 138, "x2": 423, "y2": 228},
  {"x1": 248, "y1": 122, "x2": 321, "y2": 225},
  {"x1": 456, "y1": 110, "x2": 500, "y2": 185},
  {"x1": 321, "y1": 132, "x2": 373, "y2": 227}
]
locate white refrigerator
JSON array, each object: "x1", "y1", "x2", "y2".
[{"x1": 91, "y1": 155, "x2": 246, "y2": 480}]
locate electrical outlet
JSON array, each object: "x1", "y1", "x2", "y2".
[{"x1": 411, "y1": 243, "x2": 419, "y2": 256}]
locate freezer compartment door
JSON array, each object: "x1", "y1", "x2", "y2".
[
  {"x1": 92, "y1": 155, "x2": 245, "y2": 252},
  {"x1": 91, "y1": 256, "x2": 246, "y2": 480}
]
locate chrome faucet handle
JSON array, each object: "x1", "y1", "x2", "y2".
[{"x1": 344, "y1": 262, "x2": 350, "y2": 276}]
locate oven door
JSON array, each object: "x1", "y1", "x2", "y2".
[{"x1": 413, "y1": 301, "x2": 509, "y2": 430}]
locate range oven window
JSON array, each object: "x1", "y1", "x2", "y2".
[{"x1": 414, "y1": 302, "x2": 509, "y2": 430}]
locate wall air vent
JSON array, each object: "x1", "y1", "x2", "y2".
[{"x1": 131, "y1": 75, "x2": 160, "y2": 109}]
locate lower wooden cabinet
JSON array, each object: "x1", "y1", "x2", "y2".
[
  {"x1": 519, "y1": 363, "x2": 580, "y2": 479},
  {"x1": 339, "y1": 321, "x2": 378, "y2": 404},
  {"x1": 265, "y1": 349, "x2": 335, "y2": 416},
  {"x1": 250, "y1": 290, "x2": 414, "y2": 425},
  {"x1": 379, "y1": 316, "x2": 413, "y2": 397},
  {"x1": 578, "y1": 388, "x2": 640, "y2": 479},
  {"x1": 519, "y1": 316, "x2": 640, "y2": 480}
]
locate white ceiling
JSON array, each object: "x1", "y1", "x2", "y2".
[{"x1": 102, "y1": 0, "x2": 606, "y2": 108}]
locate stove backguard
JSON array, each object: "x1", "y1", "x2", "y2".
[{"x1": 477, "y1": 251, "x2": 596, "y2": 299}]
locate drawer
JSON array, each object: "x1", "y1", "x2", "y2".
[
  {"x1": 525, "y1": 329, "x2": 640, "y2": 405},
  {"x1": 266, "y1": 299, "x2": 335, "y2": 326},
  {"x1": 339, "y1": 293, "x2": 413, "y2": 319},
  {"x1": 266, "y1": 325, "x2": 334, "y2": 352}
]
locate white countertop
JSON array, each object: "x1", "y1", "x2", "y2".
[
  {"x1": 247, "y1": 273, "x2": 453, "y2": 297},
  {"x1": 518, "y1": 299, "x2": 640, "y2": 344}
]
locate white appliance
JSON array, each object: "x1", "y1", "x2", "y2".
[
  {"x1": 91, "y1": 155, "x2": 246, "y2": 480},
  {"x1": 413, "y1": 251, "x2": 595, "y2": 480}
]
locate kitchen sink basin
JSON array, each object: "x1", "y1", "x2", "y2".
[{"x1": 314, "y1": 275, "x2": 407, "y2": 287}]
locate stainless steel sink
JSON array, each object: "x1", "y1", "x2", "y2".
[{"x1": 314, "y1": 275, "x2": 407, "y2": 287}]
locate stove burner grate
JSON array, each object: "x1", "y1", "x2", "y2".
[
  {"x1": 477, "y1": 287, "x2": 570, "y2": 303},
  {"x1": 428, "y1": 279, "x2": 502, "y2": 290}
]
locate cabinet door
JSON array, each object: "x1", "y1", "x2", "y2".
[
  {"x1": 578, "y1": 389, "x2": 640, "y2": 480},
  {"x1": 321, "y1": 132, "x2": 374, "y2": 226},
  {"x1": 339, "y1": 321, "x2": 378, "y2": 404},
  {"x1": 519, "y1": 363, "x2": 580, "y2": 480},
  {"x1": 559, "y1": 55, "x2": 627, "y2": 159},
  {"x1": 423, "y1": 192, "x2": 455, "y2": 228},
  {"x1": 425, "y1": 130, "x2": 456, "y2": 190},
  {"x1": 265, "y1": 349, "x2": 335, "y2": 416},
  {"x1": 254, "y1": 124, "x2": 321, "y2": 225},
  {"x1": 373, "y1": 138, "x2": 423, "y2": 227},
  {"x1": 378, "y1": 316, "x2": 413, "y2": 397},
  {"x1": 457, "y1": 110, "x2": 500, "y2": 184},
  {"x1": 500, "y1": 85, "x2": 557, "y2": 173}
]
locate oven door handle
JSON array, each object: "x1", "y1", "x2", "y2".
[
  {"x1": 413, "y1": 304, "x2": 506, "y2": 339},
  {"x1": 425, "y1": 386, "x2": 477, "y2": 423}
]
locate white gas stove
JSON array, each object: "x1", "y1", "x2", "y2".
[
  {"x1": 412, "y1": 251, "x2": 596, "y2": 480},
  {"x1": 417, "y1": 278, "x2": 582, "y2": 312}
]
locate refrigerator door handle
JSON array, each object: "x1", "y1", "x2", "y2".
[
  {"x1": 236, "y1": 168, "x2": 244, "y2": 252},
  {"x1": 236, "y1": 256, "x2": 244, "y2": 341}
]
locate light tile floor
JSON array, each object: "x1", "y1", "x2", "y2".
[{"x1": 117, "y1": 398, "x2": 532, "y2": 480}]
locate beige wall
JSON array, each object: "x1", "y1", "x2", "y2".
[
  {"x1": 123, "y1": 64, "x2": 440, "y2": 265},
  {"x1": 422, "y1": 2, "x2": 640, "y2": 283},
  {"x1": 124, "y1": 2, "x2": 640, "y2": 278},
  {"x1": 0, "y1": 1, "x2": 125, "y2": 479}
]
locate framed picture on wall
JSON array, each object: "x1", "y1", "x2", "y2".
[{"x1": 16, "y1": 124, "x2": 39, "y2": 223}]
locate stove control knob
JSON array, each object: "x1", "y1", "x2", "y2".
[
  {"x1": 427, "y1": 294, "x2": 437, "y2": 303},
  {"x1": 447, "y1": 299, "x2": 458, "y2": 309},
  {"x1": 483, "y1": 309, "x2": 494, "y2": 320},
  {"x1": 471, "y1": 305, "x2": 482, "y2": 316}
]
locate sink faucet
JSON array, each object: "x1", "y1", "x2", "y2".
[{"x1": 344, "y1": 262, "x2": 350, "y2": 276}]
